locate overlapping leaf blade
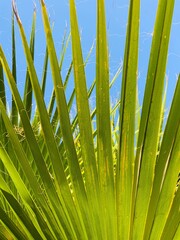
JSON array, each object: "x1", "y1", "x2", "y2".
[
  {"x1": 0, "y1": 0, "x2": 179, "y2": 239},
  {"x1": 0, "y1": 46, "x2": 76, "y2": 239},
  {"x1": 132, "y1": 0, "x2": 176, "y2": 239},
  {"x1": 144, "y1": 75, "x2": 180, "y2": 238}
]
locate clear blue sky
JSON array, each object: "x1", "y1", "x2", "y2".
[{"x1": 0, "y1": 0, "x2": 180, "y2": 110}]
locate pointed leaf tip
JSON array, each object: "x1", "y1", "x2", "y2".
[
  {"x1": 33, "y1": 1, "x2": 37, "y2": 13},
  {"x1": 12, "y1": 0, "x2": 22, "y2": 24},
  {"x1": 40, "y1": 0, "x2": 45, "y2": 6}
]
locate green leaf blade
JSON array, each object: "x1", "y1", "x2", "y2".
[
  {"x1": 96, "y1": 0, "x2": 117, "y2": 238},
  {"x1": 132, "y1": 0, "x2": 176, "y2": 239},
  {"x1": 69, "y1": 0, "x2": 103, "y2": 238},
  {"x1": 116, "y1": 0, "x2": 140, "y2": 239},
  {"x1": 144, "y1": 75, "x2": 180, "y2": 238}
]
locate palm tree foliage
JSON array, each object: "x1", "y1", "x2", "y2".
[{"x1": 0, "y1": 0, "x2": 179, "y2": 239}]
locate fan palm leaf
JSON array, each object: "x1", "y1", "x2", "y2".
[{"x1": 0, "y1": 0, "x2": 179, "y2": 239}]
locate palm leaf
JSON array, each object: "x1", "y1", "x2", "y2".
[{"x1": 0, "y1": 0, "x2": 179, "y2": 239}]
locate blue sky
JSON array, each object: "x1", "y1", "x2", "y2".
[{"x1": 0, "y1": 0, "x2": 180, "y2": 110}]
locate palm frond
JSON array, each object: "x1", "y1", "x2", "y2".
[{"x1": 0, "y1": 0, "x2": 179, "y2": 239}]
